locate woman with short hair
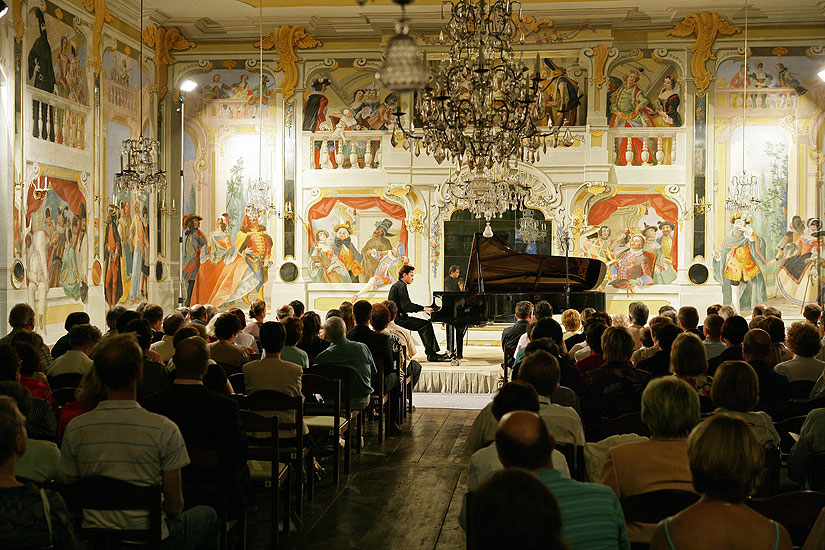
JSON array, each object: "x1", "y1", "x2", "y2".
[
  {"x1": 710, "y1": 361, "x2": 780, "y2": 447},
  {"x1": 670, "y1": 332, "x2": 713, "y2": 398},
  {"x1": 651, "y1": 414, "x2": 792, "y2": 550}
]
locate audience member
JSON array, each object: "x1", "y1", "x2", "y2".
[
  {"x1": 244, "y1": 299, "x2": 267, "y2": 341},
  {"x1": 339, "y1": 301, "x2": 356, "y2": 332},
  {"x1": 627, "y1": 301, "x2": 649, "y2": 349},
  {"x1": 205, "y1": 305, "x2": 218, "y2": 323},
  {"x1": 707, "y1": 315, "x2": 748, "y2": 375},
  {"x1": 371, "y1": 302, "x2": 422, "y2": 387},
  {"x1": 105, "y1": 305, "x2": 127, "y2": 335},
  {"x1": 315, "y1": 317, "x2": 376, "y2": 411},
  {"x1": 702, "y1": 314, "x2": 726, "y2": 360},
  {"x1": 60, "y1": 334, "x2": 220, "y2": 548},
  {"x1": 719, "y1": 304, "x2": 737, "y2": 319},
  {"x1": 517, "y1": 318, "x2": 579, "y2": 391},
  {"x1": 281, "y1": 317, "x2": 310, "y2": 369},
  {"x1": 115, "y1": 309, "x2": 141, "y2": 335},
  {"x1": 520, "y1": 351, "x2": 585, "y2": 445},
  {"x1": 631, "y1": 316, "x2": 672, "y2": 365},
  {"x1": 143, "y1": 304, "x2": 165, "y2": 343},
  {"x1": 764, "y1": 305, "x2": 782, "y2": 318},
  {"x1": 497, "y1": 410, "x2": 630, "y2": 550},
  {"x1": 600, "y1": 377, "x2": 699, "y2": 543},
  {"x1": 243, "y1": 321, "x2": 302, "y2": 396},
  {"x1": 752, "y1": 304, "x2": 766, "y2": 318},
  {"x1": 742, "y1": 328, "x2": 790, "y2": 417},
  {"x1": 761, "y1": 315, "x2": 793, "y2": 367},
  {"x1": 803, "y1": 304, "x2": 822, "y2": 325},
  {"x1": 576, "y1": 321, "x2": 608, "y2": 374},
  {"x1": 706, "y1": 304, "x2": 722, "y2": 316},
  {"x1": 50, "y1": 311, "x2": 90, "y2": 359},
  {"x1": 565, "y1": 306, "x2": 592, "y2": 350},
  {"x1": 228, "y1": 308, "x2": 257, "y2": 352},
  {"x1": 297, "y1": 311, "x2": 330, "y2": 358},
  {"x1": 0, "y1": 382, "x2": 61, "y2": 483},
  {"x1": 11, "y1": 338, "x2": 56, "y2": 414},
  {"x1": 144, "y1": 336, "x2": 250, "y2": 519},
  {"x1": 171, "y1": 327, "x2": 231, "y2": 395},
  {"x1": 382, "y1": 300, "x2": 417, "y2": 360},
  {"x1": 521, "y1": 339, "x2": 580, "y2": 413},
  {"x1": 0, "y1": 345, "x2": 19, "y2": 382},
  {"x1": 289, "y1": 300, "x2": 305, "y2": 318},
  {"x1": 208, "y1": 313, "x2": 250, "y2": 373},
  {"x1": 650, "y1": 414, "x2": 791, "y2": 550},
  {"x1": 612, "y1": 314, "x2": 630, "y2": 328},
  {"x1": 502, "y1": 300, "x2": 533, "y2": 351},
  {"x1": 326, "y1": 309, "x2": 342, "y2": 321},
  {"x1": 469, "y1": 469, "x2": 566, "y2": 550},
  {"x1": 561, "y1": 309, "x2": 582, "y2": 342},
  {"x1": 151, "y1": 313, "x2": 186, "y2": 363},
  {"x1": 0, "y1": 304, "x2": 52, "y2": 369},
  {"x1": 57, "y1": 368, "x2": 106, "y2": 439},
  {"x1": 0, "y1": 395, "x2": 80, "y2": 548},
  {"x1": 788, "y1": 406, "x2": 825, "y2": 485},
  {"x1": 658, "y1": 305, "x2": 678, "y2": 324},
  {"x1": 637, "y1": 323, "x2": 683, "y2": 378},
  {"x1": 710, "y1": 361, "x2": 780, "y2": 447},
  {"x1": 639, "y1": 327, "x2": 654, "y2": 349},
  {"x1": 175, "y1": 306, "x2": 190, "y2": 322},
  {"x1": 47, "y1": 324, "x2": 101, "y2": 377},
  {"x1": 124, "y1": 318, "x2": 171, "y2": 400},
  {"x1": 275, "y1": 304, "x2": 294, "y2": 321},
  {"x1": 569, "y1": 311, "x2": 611, "y2": 360},
  {"x1": 775, "y1": 322, "x2": 825, "y2": 382},
  {"x1": 677, "y1": 306, "x2": 703, "y2": 340},
  {"x1": 671, "y1": 333, "x2": 713, "y2": 398}
]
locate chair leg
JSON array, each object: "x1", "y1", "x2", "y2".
[
  {"x1": 307, "y1": 449, "x2": 315, "y2": 501},
  {"x1": 407, "y1": 380, "x2": 413, "y2": 414},
  {"x1": 333, "y1": 429, "x2": 340, "y2": 484},
  {"x1": 294, "y1": 457, "x2": 303, "y2": 519},
  {"x1": 344, "y1": 427, "x2": 351, "y2": 475},
  {"x1": 273, "y1": 473, "x2": 280, "y2": 550},
  {"x1": 377, "y1": 401, "x2": 384, "y2": 443},
  {"x1": 358, "y1": 414, "x2": 364, "y2": 452},
  {"x1": 283, "y1": 470, "x2": 290, "y2": 548}
]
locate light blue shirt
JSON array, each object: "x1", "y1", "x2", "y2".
[
  {"x1": 281, "y1": 345, "x2": 310, "y2": 370},
  {"x1": 315, "y1": 337, "x2": 377, "y2": 398}
]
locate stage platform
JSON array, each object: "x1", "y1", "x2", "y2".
[{"x1": 414, "y1": 345, "x2": 504, "y2": 394}]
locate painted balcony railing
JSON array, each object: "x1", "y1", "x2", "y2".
[
  {"x1": 101, "y1": 76, "x2": 137, "y2": 112},
  {"x1": 607, "y1": 127, "x2": 684, "y2": 166},
  {"x1": 303, "y1": 131, "x2": 390, "y2": 170},
  {"x1": 714, "y1": 86, "x2": 799, "y2": 116},
  {"x1": 197, "y1": 97, "x2": 273, "y2": 121},
  {"x1": 27, "y1": 87, "x2": 89, "y2": 151}
]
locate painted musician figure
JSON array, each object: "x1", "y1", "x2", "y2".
[{"x1": 388, "y1": 265, "x2": 449, "y2": 363}]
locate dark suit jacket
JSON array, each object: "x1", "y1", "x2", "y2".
[
  {"x1": 137, "y1": 357, "x2": 171, "y2": 401},
  {"x1": 707, "y1": 346, "x2": 743, "y2": 376},
  {"x1": 637, "y1": 349, "x2": 672, "y2": 378},
  {"x1": 444, "y1": 276, "x2": 461, "y2": 292},
  {"x1": 748, "y1": 359, "x2": 790, "y2": 417},
  {"x1": 501, "y1": 320, "x2": 530, "y2": 350},
  {"x1": 347, "y1": 325, "x2": 393, "y2": 371},
  {"x1": 388, "y1": 280, "x2": 423, "y2": 318},
  {"x1": 686, "y1": 327, "x2": 705, "y2": 341},
  {"x1": 51, "y1": 334, "x2": 72, "y2": 360}
]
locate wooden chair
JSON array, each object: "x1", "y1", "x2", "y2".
[
  {"x1": 303, "y1": 373, "x2": 351, "y2": 484},
  {"x1": 790, "y1": 394, "x2": 825, "y2": 417},
  {"x1": 502, "y1": 345, "x2": 517, "y2": 384},
  {"x1": 63, "y1": 476, "x2": 162, "y2": 547},
  {"x1": 789, "y1": 380, "x2": 816, "y2": 400},
  {"x1": 397, "y1": 347, "x2": 413, "y2": 420},
  {"x1": 774, "y1": 415, "x2": 806, "y2": 454},
  {"x1": 748, "y1": 490, "x2": 825, "y2": 547},
  {"x1": 228, "y1": 372, "x2": 245, "y2": 395},
  {"x1": 310, "y1": 364, "x2": 363, "y2": 455},
  {"x1": 371, "y1": 358, "x2": 392, "y2": 443},
  {"x1": 52, "y1": 387, "x2": 80, "y2": 408},
  {"x1": 555, "y1": 443, "x2": 586, "y2": 481},
  {"x1": 621, "y1": 490, "x2": 700, "y2": 550},
  {"x1": 598, "y1": 411, "x2": 650, "y2": 440},
  {"x1": 805, "y1": 454, "x2": 825, "y2": 491},
  {"x1": 216, "y1": 361, "x2": 243, "y2": 377},
  {"x1": 754, "y1": 446, "x2": 782, "y2": 497},
  {"x1": 243, "y1": 391, "x2": 307, "y2": 518},
  {"x1": 48, "y1": 372, "x2": 83, "y2": 391},
  {"x1": 239, "y1": 412, "x2": 289, "y2": 550},
  {"x1": 182, "y1": 446, "x2": 241, "y2": 550}
]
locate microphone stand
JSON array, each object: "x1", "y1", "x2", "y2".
[{"x1": 556, "y1": 220, "x2": 572, "y2": 311}]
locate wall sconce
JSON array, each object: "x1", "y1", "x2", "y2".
[
  {"x1": 694, "y1": 194, "x2": 712, "y2": 215},
  {"x1": 32, "y1": 176, "x2": 50, "y2": 200},
  {"x1": 159, "y1": 197, "x2": 177, "y2": 217}
]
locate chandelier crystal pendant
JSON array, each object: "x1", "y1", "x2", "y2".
[
  {"x1": 376, "y1": 0, "x2": 428, "y2": 93},
  {"x1": 114, "y1": 0, "x2": 165, "y2": 199}
]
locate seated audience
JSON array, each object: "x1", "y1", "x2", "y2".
[
  {"x1": 775, "y1": 321, "x2": 825, "y2": 382},
  {"x1": 144, "y1": 336, "x2": 250, "y2": 519},
  {"x1": 382, "y1": 300, "x2": 417, "y2": 360},
  {"x1": 0, "y1": 346, "x2": 56, "y2": 441},
  {"x1": 515, "y1": 318, "x2": 579, "y2": 391},
  {"x1": 576, "y1": 321, "x2": 608, "y2": 374},
  {"x1": 639, "y1": 327, "x2": 654, "y2": 349},
  {"x1": 297, "y1": 311, "x2": 330, "y2": 358},
  {"x1": 561, "y1": 309, "x2": 582, "y2": 342},
  {"x1": 612, "y1": 314, "x2": 630, "y2": 328},
  {"x1": 143, "y1": 303, "x2": 165, "y2": 343},
  {"x1": 281, "y1": 317, "x2": 310, "y2": 370},
  {"x1": 60, "y1": 333, "x2": 220, "y2": 549},
  {"x1": 339, "y1": 301, "x2": 355, "y2": 332},
  {"x1": 150, "y1": 313, "x2": 186, "y2": 363},
  {"x1": 570, "y1": 311, "x2": 613, "y2": 362},
  {"x1": 371, "y1": 302, "x2": 422, "y2": 387},
  {"x1": 765, "y1": 305, "x2": 782, "y2": 318},
  {"x1": 115, "y1": 309, "x2": 142, "y2": 334},
  {"x1": 50, "y1": 311, "x2": 90, "y2": 359},
  {"x1": 788, "y1": 407, "x2": 825, "y2": 485},
  {"x1": 326, "y1": 308, "x2": 342, "y2": 321},
  {"x1": 502, "y1": 300, "x2": 533, "y2": 352},
  {"x1": 47, "y1": 324, "x2": 101, "y2": 377},
  {"x1": 671, "y1": 333, "x2": 713, "y2": 398},
  {"x1": 228, "y1": 308, "x2": 257, "y2": 352},
  {"x1": 0, "y1": 395, "x2": 79, "y2": 549},
  {"x1": 289, "y1": 300, "x2": 305, "y2": 318},
  {"x1": 171, "y1": 327, "x2": 231, "y2": 395},
  {"x1": 752, "y1": 304, "x2": 766, "y2": 318},
  {"x1": 600, "y1": 377, "x2": 699, "y2": 543},
  {"x1": 706, "y1": 304, "x2": 722, "y2": 316},
  {"x1": 702, "y1": 314, "x2": 726, "y2": 360},
  {"x1": 719, "y1": 304, "x2": 737, "y2": 319},
  {"x1": 105, "y1": 305, "x2": 126, "y2": 336},
  {"x1": 124, "y1": 318, "x2": 171, "y2": 400},
  {"x1": 804, "y1": 303, "x2": 822, "y2": 325},
  {"x1": 315, "y1": 317, "x2": 376, "y2": 411},
  {"x1": 244, "y1": 299, "x2": 267, "y2": 341},
  {"x1": 677, "y1": 306, "x2": 703, "y2": 340},
  {"x1": 516, "y1": 301, "x2": 553, "y2": 357},
  {"x1": 57, "y1": 368, "x2": 106, "y2": 439},
  {"x1": 742, "y1": 328, "x2": 790, "y2": 417},
  {"x1": 0, "y1": 304, "x2": 52, "y2": 369},
  {"x1": 760, "y1": 314, "x2": 793, "y2": 367},
  {"x1": 243, "y1": 322, "x2": 303, "y2": 397},
  {"x1": 710, "y1": 360, "x2": 780, "y2": 447},
  {"x1": 469, "y1": 469, "x2": 566, "y2": 550},
  {"x1": 637, "y1": 323, "x2": 683, "y2": 378},
  {"x1": 348, "y1": 300, "x2": 398, "y2": 395},
  {"x1": 651, "y1": 414, "x2": 792, "y2": 550},
  {"x1": 11, "y1": 337, "x2": 56, "y2": 410},
  {"x1": 627, "y1": 301, "x2": 649, "y2": 350},
  {"x1": 631, "y1": 316, "x2": 672, "y2": 365},
  {"x1": 565, "y1": 307, "x2": 593, "y2": 351},
  {"x1": 275, "y1": 304, "x2": 294, "y2": 321},
  {"x1": 175, "y1": 307, "x2": 190, "y2": 321},
  {"x1": 0, "y1": 382, "x2": 61, "y2": 483},
  {"x1": 522, "y1": 339, "x2": 580, "y2": 414},
  {"x1": 707, "y1": 315, "x2": 748, "y2": 375},
  {"x1": 496, "y1": 410, "x2": 630, "y2": 550},
  {"x1": 658, "y1": 305, "x2": 678, "y2": 324},
  {"x1": 208, "y1": 313, "x2": 250, "y2": 373}
]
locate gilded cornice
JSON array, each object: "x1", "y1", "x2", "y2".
[
  {"x1": 82, "y1": 0, "x2": 114, "y2": 77},
  {"x1": 257, "y1": 25, "x2": 322, "y2": 101},
  {"x1": 666, "y1": 12, "x2": 740, "y2": 95},
  {"x1": 142, "y1": 24, "x2": 196, "y2": 100}
]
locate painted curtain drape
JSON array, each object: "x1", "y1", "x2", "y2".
[{"x1": 307, "y1": 196, "x2": 408, "y2": 250}]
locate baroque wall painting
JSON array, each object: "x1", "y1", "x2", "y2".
[
  {"x1": 26, "y1": 5, "x2": 89, "y2": 150},
  {"x1": 23, "y1": 174, "x2": 88, "y2": 328},
  {"x1": 607, "y1": 58, "x2": 683, "y2": 166},
  {"x1": 538, "y1": 56, "x2": 586, "y2": 127},
  {"x1": 582, "y1": 194, "x2": 679, "y2": 292},
  {"x1": 306, "y1": 196, "x2": 409, "y2": 298}
]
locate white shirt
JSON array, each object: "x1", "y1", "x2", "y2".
[
  {"x1": 775, "y1": 355, "x2": 825, "y2": 383},
  {"x1": 386, "y1": 321, "x2": 417, "y2": 359},
  {"x1": 234, "y1": 331, "x2": 258, "y2": 353},
  {"x1": 515, "y1": 332, "x2": 530, "y2": 357},
  {"x1": 150, "y1": 335, "x2": 176, "y2": 363},
  {"x1": 46, "y1": 349, "x2": 92, "y2": 377},
  {"x1": 17, "y1": 439, "x2": 62, "y2": 483},
  {"x1": 703, "y1": 338, "x2": 726, "y2": 360}
]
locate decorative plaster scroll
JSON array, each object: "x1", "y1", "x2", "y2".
[
  {"x1": 12, "y1": 0, "x2": 24, "y2": 44},
  {"x1": 514, "y1": 13, "x2": 553, "y2": 34},
  {"x1": 583, "y1": 43, "x2": 615, "y2": 89},
  {"x1": 632, "y1": 49, "x2": 644, "y2": 61},
  {"x1": 381, "y1": 183, "x2": 426, "y2": 234},
  {"x1": 666, "y1": 12, "x2": 740, "y2": 94},
  {"x1": 222, "y1": 60, "x2": 237, "y2": 71},
  {"x1": 198, "y1": 60, "x2": 213, "y2": 72},
  {"x1": 142, "y1": 24, "x2": 196, "y2": 100},
  {"x1": 806, "y1": 46, "x2": 824, "y2": 59},
  {"x1": 656, "y1": 184, "x2": 687, "y2": 217},
  {"x1": 323, "y1": 58, "x2": 339, "y2": 71},
  {"x1": 772, "y1": 47, "x2": 788, "y2": 59},
  {"x1": 257, "y1": 26, "x2": 322, "y2": 101},
  {"x1": 352, "y1": 58, "x2": 369, "y2": 71},
  {"x1": 81, "y1": 0, "x2": 113, "y2": 77}
]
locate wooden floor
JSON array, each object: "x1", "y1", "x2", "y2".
[{"x1": 245, "y1": 408, "x2": 473, "y2": 550}]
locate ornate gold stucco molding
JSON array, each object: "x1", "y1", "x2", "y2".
[
  {"x1": 256, "y1": 25, "x2": 322, "y2": 102},
  {"x1": 142, "y1": 24, "x2": 196, "y2": 100},
  {"x1": 82, "y1": 0, "x2": 113, "y2": 77},
  {"x1": 666, "y1": 12, "x2": 740, "y2": 95}
]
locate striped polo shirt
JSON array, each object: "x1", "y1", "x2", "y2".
[
  {"x1": 60, "y1": 400, "x2": 190, "y2": 539},
  {"x1": 536, "y1": 468, "x2": 630, "y2": 550}
]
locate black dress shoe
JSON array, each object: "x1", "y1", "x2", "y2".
[{"x1": 427, "y1": 354, "x2": 450, "y2": 362}]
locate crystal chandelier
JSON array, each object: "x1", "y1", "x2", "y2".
[
  {"x1": 726, "y1": 0, "x2": 761, "y2": 212},
  {"x1": 518, "y1": 209, "x2": 547, "y2": 244},
  {"x1": 376, "y1": 0, "x2": 428, "y2": 93},
  {"x1": 114, "y1": 0, "x2": 165, "y2": 199},
  {"x1": 415, "y1": 0, "x2": 547, "y2": 185},
  {"x1": 445, "y1": 166, "x2": 533, "y2": 236}
]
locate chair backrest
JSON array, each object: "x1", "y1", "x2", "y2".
[
  {"x1": 302, "y1": 374, "x2": 342, "y2": 435},
  {"x1": 228, "y1": 372, "x2": 245, "y2": 395},
  {"x1": 599, "y1": 411, "x2": 650, "y2": 438},
  {"x1": 791, "y1": 394, "x2": 825, "y2": 417},
  {"x1": 63, "y1": 476, "x2": 162, "y2": 545},
  {"x1": 239, "y1": 411, "x2": 279, "y2": 464},
  {"x1": 181, "y1": 446, "x2": 227, "y2": 516},
  {"x1": 748, "y1": 490, "x2": 825, "y2": 546},
  {"x1": 774, "y1": 415, "x2": 806, "y2": 452},
  {"x1": 52, "y1": 387, "x2": 80, "y2": 408},
  {"x1": 789, "y1": 380, "x2": 816, "y2": 400},
  {"x1": 48, "y1": 372, "x2": 83, "y2": 391},
  {"x1": 621, "y1": 490, "x2": 700, "y2": 524},
  {"x1": 599, "y1": 391, "x2": 641, "y2": 419},
  {"x1": 249, "y1": 353, "x2": 262, "y2": 362},
  {"x1": 806, "y1": 454, "x2": 825, "y2": 492},
  {"x1": 311, "y1": 364, "x2": 354, "y2": 418},
  {"x1": 372, "y1": 358, "x2": 386, "y2": 396},
  {"x1": 503, "y1": 345, "x2": 517, "y2": 370},
  {"x1": 555, "y1": 443, "x2": 586, "y2": 481},
  {"x1": 216, "y1": 361, "x2": 242, "y2": 377},
  {"x1": 244, "y1": 391, "x2": 303, "y2": 456}
]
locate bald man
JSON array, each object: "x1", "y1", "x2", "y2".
[
  {"x1": 742, "y1": 328, "x2": 789, "y2": 417},
  {"x1": 495, "y1": 410, "x2": 630, "y2": 550}
]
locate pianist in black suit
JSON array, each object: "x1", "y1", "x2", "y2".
[
  {"x1": 444, "y1": 265, "x2": 467, "y2": 359},
  {"x1": 388, "y1": 265, "x2": 449, "y2": 362}
]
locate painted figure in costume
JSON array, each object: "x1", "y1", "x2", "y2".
[
  {"x1": 730, "y1": 63, "x2": 751, "y2": 88},
  {"x1": 771, "y1": 216, "x2": 805, "y2": 263},
  {"x1": 775, "y1": 218, "x2": 822, "y2": 305},
  {"x1": 237, "y1": 216, "x2": 273, "y2": 303},
  {"x1": 28, "y1": 10, "x2": 55, "y2": 139},
  {"x1": 610, "y1": 70, "x2": 654, "y2": 165},
  {"x1": 47, "y1": 206, "x2": 68, "y2": 288},
  {"x1": 750, "y1": 61, "x2": 773, "y2": 88},
  {"x1": 205, "y1": 214, "x2": 235, "y2": 263},
  {"x1": 26, "y1": 229, "x2": 49, "y2": 329},
  {"x1": 128, "y1": 206, "x2": 149, "y2": 302},
  {"x1": 74, "y1": 209, "x2": 88, "y2": 288},
  {"x1": 358, "y1": 88, "x2": 381, "y2": 127},
  {"x1": 182, "y1": 214, "x2": 206, "y2": 306},
  {"x1": 775, "y1": 63, "x2": 807, "y2": 95},
  {"x1": 232, "y1": 74, "x2": 250, "y2": 99},
  {"x1": 104, "y1": 205, "x2": 123, "y2": 307},
  {"x1": 354, "y1": 243, "x2": 409, "y2": 300},
  {"x1": 653, "y1": 221, "x2": 678, "y2": 285},
  {"x1": 713, "y1": 214, "x2": 769, "y2": 311},
  {"x1": 610, "y1": 235, "x2": 655, "y2": 290},
  {"x1": 247, "y1": 75, "x2": 271, "y2": 110},
  {"x1": 655, "y1": 76, "x2": 681, "y2": 127},
  {"x1": 332, "y1": 222, "x2": 364, "y2": 283},
  {"x1": 303, "y1": 76, "x2": 331, "y2": 131},
  {"x1": 541, "y1": 58, "x2": 581, "y2": 127},
  {"x1": 332, "y1": 108, "x2": 366, "y2": 168},
  {"x1": 118, "y1": 200, "x2": 133, "y2": 279},
  {"x1": 582, "y1": 226, "x2": 617, "y2": 291},
  {"x1": 204, "y1": 74, "x2": 230, "y2": 99},
  {"x1": 360, "y1": 219, "x2": 395, "y2": 280},
  {"x1": 642, "y1": 225, "x2": 661, "y2": 254},
  {"x1": 60, "y1": 226, "x2": 81, "y2": 300},
  {"x1": 350, "y1": 89, "x2": 366, "y2": 116},
  {"x1": 309, "y1": 230, "x2": 350, "y2": 283}
]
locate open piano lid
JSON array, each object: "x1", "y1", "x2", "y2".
[{"x1": 464, "y1": 233, "x2": 607, "y2": 293}]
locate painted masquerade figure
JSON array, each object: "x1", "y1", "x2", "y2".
[{"x1": 713, "y1": 214, "x2": 768, "y2": 311}]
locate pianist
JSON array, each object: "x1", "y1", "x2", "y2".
[{"x1": 388, "y1": 265, "x2": 449, "y2": 362}]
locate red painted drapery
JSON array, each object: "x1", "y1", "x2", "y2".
[
  {"x1": 307, "y1": 196, "x2": 408, "y2": 250},
  {"x1": 25, "y1": 176, "x2": 87, "y2": 227}
]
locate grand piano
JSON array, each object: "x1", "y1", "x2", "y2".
[{"x1": 431, "y1": 232, "x2": 607, "y2": 337}]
